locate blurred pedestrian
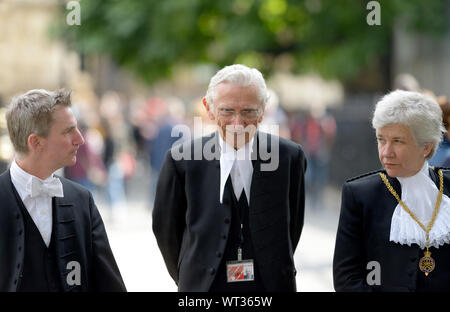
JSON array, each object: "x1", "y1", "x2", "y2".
[
  {"x1": 99, "y1": 118, "x2": 127, "y2": 214},
  {"x1": 291, "y1": 106, "x2": 336, "y2": 211},
  {"x1": 146, "y1": 97, "x2": 186, "y2": 206},
  {"x1": 429, "y1": 96, "x2": 450, "y2": 167},
  {"x1": 1, "y1": 89, "x2": 126, "y2": 291}
]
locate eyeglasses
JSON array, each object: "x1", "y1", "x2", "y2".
[{"x1": 217, "y1": 108, "x2": 261, "y2": 121}]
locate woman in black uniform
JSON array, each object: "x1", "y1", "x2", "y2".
[{"x1": 333, "y1": 90, "x2": 450, "y2": 291}]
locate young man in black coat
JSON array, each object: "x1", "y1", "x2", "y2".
[{"x1": 0, "y1": 89, "x2": 126, "y2": 292}]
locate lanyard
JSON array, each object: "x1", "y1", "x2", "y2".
[{"x1": 236, "y1": 194, "x2": 246, "y2": 262}]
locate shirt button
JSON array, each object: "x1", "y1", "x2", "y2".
[
  {"x1": 221, "y1": 234, "x2": 227, "y2": 240},
  {"x1": 216, "y1": 251, "x2": 222, "y2": 258},
  {"x1": 41, "y1": 210, "x2": 46, "y2": 215}
]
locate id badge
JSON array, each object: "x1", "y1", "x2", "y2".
[{"x1": 226, "y1": 259, "x2": 254, "y2": 283}]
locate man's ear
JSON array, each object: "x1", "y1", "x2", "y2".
[
  {"x1": 424, "y1": 142, "x2": 434, "y2": 159},
  {"x1": 27, "y1": 133, "x2": 43, "y2": 153},
  {"x1": 202, "y1": 97, "x2": 215, "y2": 121},
  {"x1": 257, "y1": 108, "x2": 265, "y2": 123}
]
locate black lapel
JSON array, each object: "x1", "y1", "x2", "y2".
[
  {"x1": 429, "y1": 166, "x2": 438, "y2": 186},
  {"x1": 428, "y1": 166, "x2": 450, "y2": 194},
  {"x1": 200, "y1": 132, "x2": 221, "y2": 207},
  {"x1": 205, "y1": 131, "x2": 220, "y2": 170},
  {"x1": 53, "y1": 186, "x2": 81, "y2": 292},
  {"x1": 0, "y1": 169, "x2": 24, "y2": 219},
  {"x1": 378, "y1": 172, "x2": 402, "y2": 240},
  {"x1": 0, "y1": 170, "x2": 25, "y2": 291},
  {"x1": 250, "y1": 131, "x2": 276, "y2": 200}
]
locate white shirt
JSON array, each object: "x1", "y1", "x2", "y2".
[
  {"x1": 390, "y1": 161, "x2": 450, "y2": 249},
  {"x1": 10, "y1": 160, "x2": 63, "y2": 247},
  {"x1": 219, "y1": 135, "x2": 254, "y2": 205}
]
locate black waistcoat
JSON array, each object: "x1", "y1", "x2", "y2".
[
  {"x1": 210, "y1": 177, "x2": 265, "y2": 292},
  {"x1": 13, "y1": 188, "x2": 63, "y2": 292}
]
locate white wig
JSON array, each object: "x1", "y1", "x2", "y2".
[
  {"x1": 204, "y1": 64, "x2": 269, "y2": 112},
  {"x1": 372, "y1": 89, "x2": 445, "y2": 159}
]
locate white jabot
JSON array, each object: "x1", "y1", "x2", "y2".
[
  {"x1": 389, "y1": 161, "x2": 450, "y2": 249},
  {"x1": 219, "y1": 135, "x2": 254, "y2": 205},
  {"x1": 10, "y1": 160, "x2": 64, "y2": 247}
]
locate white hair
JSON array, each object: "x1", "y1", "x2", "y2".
[
  {"x1": 204, "y1": 64, "x2": 269, "y2": 112},
  {"x1": 372, "y1": 89, "x2": 445, "y2": 158}
]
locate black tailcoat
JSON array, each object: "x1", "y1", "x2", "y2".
[
  {"x1": 333, "y1": 167, "x2": 450, "y2": 291},
  {"x1": 0, "y1": 170, "x2": 126, "y2": 292},
  {"x1": 152, "y1": 131, "x2": 307, "y2": 292}
]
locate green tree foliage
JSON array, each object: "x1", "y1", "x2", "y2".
[{"x1": 59, "y1": 0, "x2": 448, "y2": 84}]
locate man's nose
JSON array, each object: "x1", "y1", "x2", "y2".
[
  {"x1": 75, "y1": 128, "x2": 85, "y2": 145},
  {"x1": 230, "y1": 113, "x2": 245, "y2": 125}
]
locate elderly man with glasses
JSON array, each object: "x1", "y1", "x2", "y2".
[{"x1": 152, "y1": 64, "x2": 307, "y2": 292}]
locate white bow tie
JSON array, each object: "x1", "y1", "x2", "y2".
[{"x1": 28, "y1": 176, "x2": 64, "y2": 198}]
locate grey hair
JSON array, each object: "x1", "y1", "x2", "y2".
[
  {"x1": 372, "y1": 89, "x2": 445, "y2": 159},
  {"x1": 6, "y1": 89, "x2": 72, "y2": 154},
  {"x1": 204, "y1": 64, "x2": 269, "y2": 112}
]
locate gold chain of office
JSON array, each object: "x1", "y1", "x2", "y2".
[{"x1": 379, "y1": 169, "x2": 443, "y2": 276}]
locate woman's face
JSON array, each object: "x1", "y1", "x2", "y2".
[{"x1": 376, "y1": 123, "x2": 432, "y2": 178}]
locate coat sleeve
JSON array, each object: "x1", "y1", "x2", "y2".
[
  {"x1": 333, "y1": 182, "x2": 372, "y2": 292},
  {"x1": 89, "y1": 192, "x2": 127, "y2": 291},
  {"x1": 152, "y1": 151, "x2": 187, "y2": 285},
  {"x1": 289, "y1": 145, "x2": 306, "y2": 252}
]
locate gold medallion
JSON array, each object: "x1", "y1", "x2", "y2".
[
  {"x1": 380, "y1": 169, "x2": 443, "y2": 277},
  {"x1": 419, "y1": 250, "x2": 435, "y2": 276}
]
